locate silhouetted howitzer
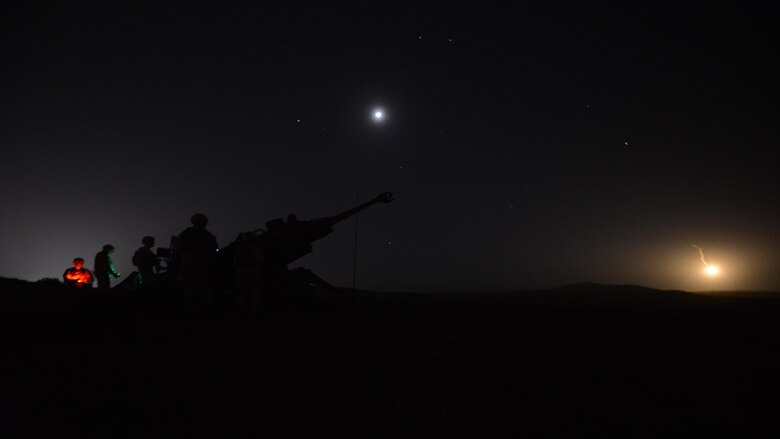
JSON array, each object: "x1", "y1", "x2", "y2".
[{"x1": 223, "y1": 192, "x2": 394, "y2": 293}]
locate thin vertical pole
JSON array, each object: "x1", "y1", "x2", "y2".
[{"x1": 352, "y1": 190, "x2": 359, "y2": 294}]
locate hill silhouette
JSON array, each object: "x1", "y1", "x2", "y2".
[{"x1": 3, "y1": 276, "x2": 780, "y2": 436}]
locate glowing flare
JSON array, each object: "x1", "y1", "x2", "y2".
[{"x1": 692, "y1": 244, "x2": 721, "y2": 277}]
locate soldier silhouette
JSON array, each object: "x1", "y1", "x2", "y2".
[
  {"x1": 63, "y1": 257, "x2": 94, "y2": 288},
  {"x1": 175, "y1": 213, "x2": 219, "y2": 305},
  {"x1": 133, "y1": 236, "x2": 161, "y2": 286},
  {"x1": 94, "y1": 244, "x2": 120, "y2": 291}
]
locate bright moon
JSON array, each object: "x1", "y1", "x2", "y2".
[
  {"x1": 372, "y1": 109, "x2": 385, "y2": 122},
  {"x1": 705, "y1": 265, "x2": 720, "y2": 276}
]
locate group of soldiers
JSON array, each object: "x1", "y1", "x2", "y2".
[
  {"x1": 62, "y1": 213, "x2": 219, "y2": 293},
  {"x1": 62, "y1": 245, "x2": 122, "y2": 290}
]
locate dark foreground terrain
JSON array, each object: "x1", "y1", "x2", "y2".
[{"x1": 3, "y1": 277, "x2": 780, "y2": 437}]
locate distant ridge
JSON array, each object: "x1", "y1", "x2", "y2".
[
  {"x1": 551, "y1": 282, "x2": 780, "y2": 298},
  {"x1": 552, "y1": 282, "x2": 683, "y2": 293}
]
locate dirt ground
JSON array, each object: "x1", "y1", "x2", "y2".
[{"x1": 4, "y1": 278, "x2": 780, "y2": 437}]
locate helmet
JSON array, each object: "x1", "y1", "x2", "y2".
[
  {"x1": 142, "y1": 236, "x2": 155, "y2": 246},
  {"x1": 190, "y1": 213, "x2": 209, "y2": 226},
  {"x1": 102, "y1": 244, "x2": 115, "y2": 252}
]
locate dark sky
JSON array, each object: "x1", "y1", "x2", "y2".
[{"x1": 2, "y1": 3, "x2": 778, "y2": 292}]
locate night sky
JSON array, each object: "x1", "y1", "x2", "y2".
[{"x1": 2, "y1": 3, "x2": 778, "y2": 292}]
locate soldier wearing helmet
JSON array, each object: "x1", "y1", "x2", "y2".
[
  {"x1": 63, "y1": 257, "x2": 94, "y2": 288},
  {"x1": 133, "y1": 236, "x2": 161, "y2": 285},
  {"x1": 176, "y1": 214, "x2": 218, "y2": 255},
  {"x1": 94, "y1": 244, "x2": 120, "y2": 291},
  {"x1": 175, "y1": 213, "x2": 219, "y2": 305}
]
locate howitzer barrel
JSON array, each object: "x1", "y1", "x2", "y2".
[
  {"x1": 327, "y1": 192, "x2": 394, "y2": 226},
  {"x1": 226, "y1": 191, "x2": 394, "y2": 270},
  {"x1": 221, "y1": 192, "x2": 395, "y2": 290}
]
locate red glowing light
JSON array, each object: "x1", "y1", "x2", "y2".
[{"x1": 64, "y1": 268, "x2": 93, "y2": 286}]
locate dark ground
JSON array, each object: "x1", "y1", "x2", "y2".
[{"x1": 3, "y1": 277, "x2": 780, "y2": 437}]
